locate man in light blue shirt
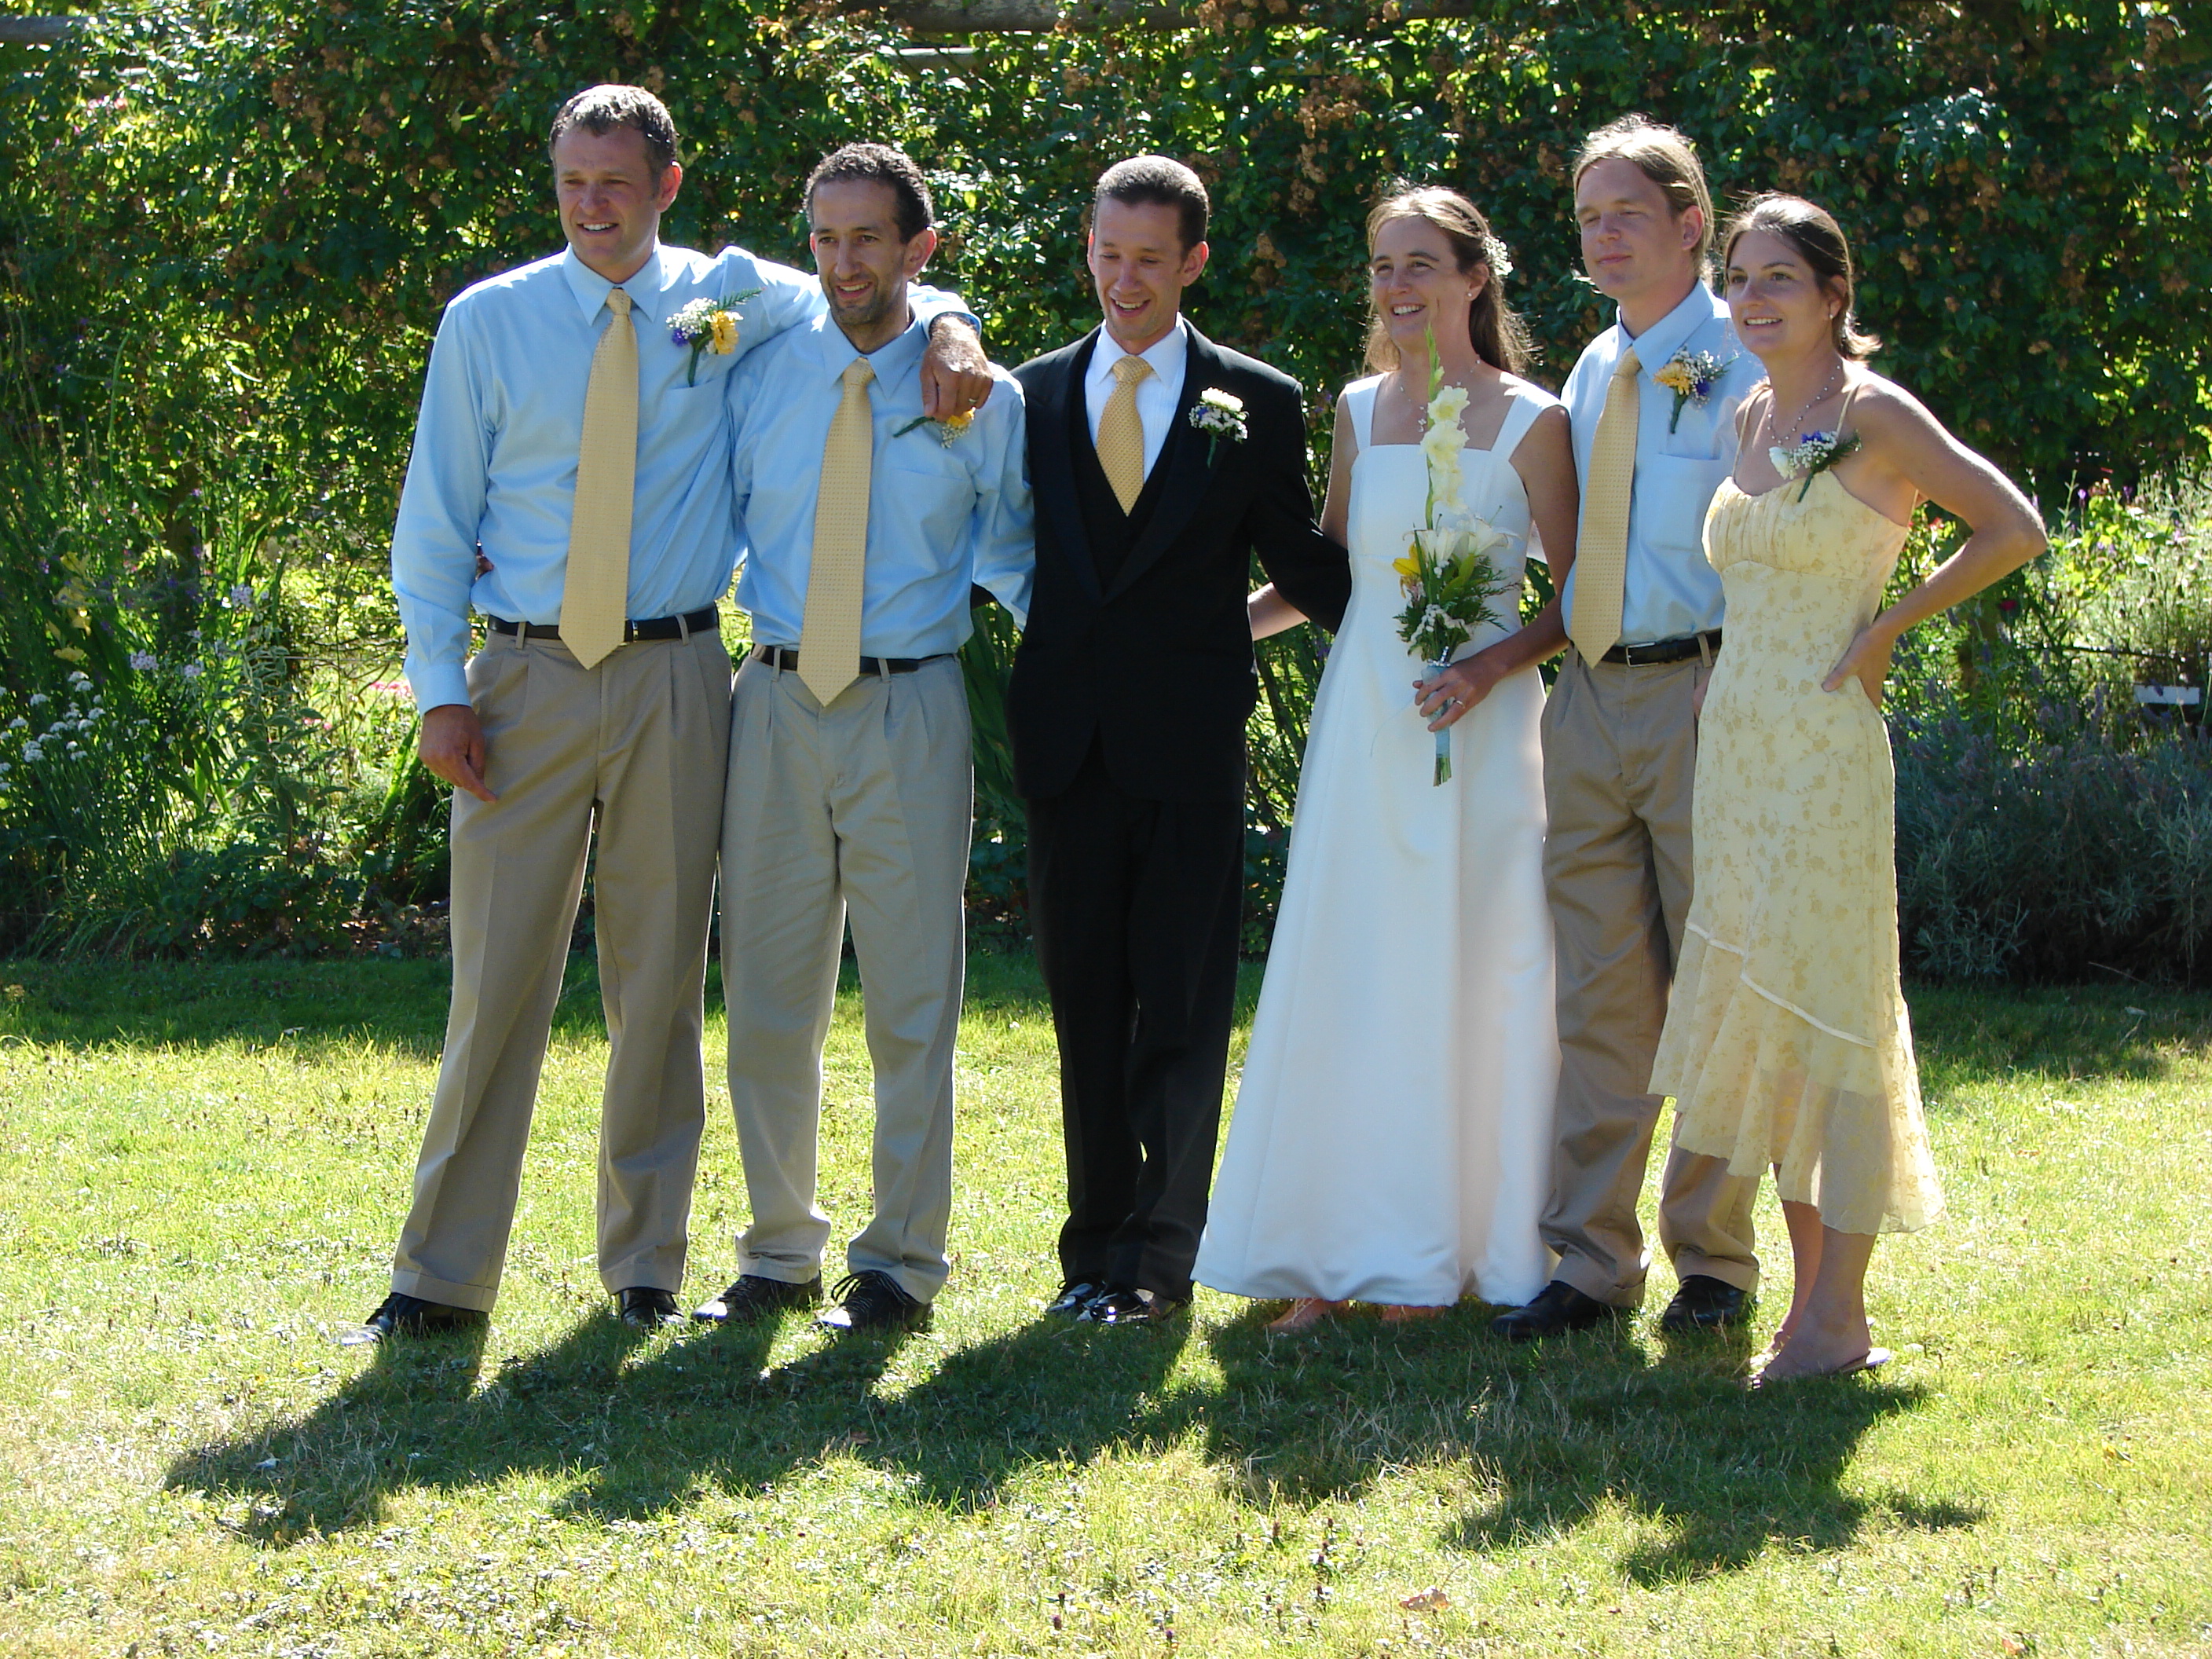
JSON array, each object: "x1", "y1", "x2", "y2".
[
  {"x1": 691, "y1": 143, "x2": 1033, "y2": 1335},
  {"x1": 368, "y1": 86, "x2": 991, "y2": 1342},
  {"x1": 1494, "y1": 116, "x2": 1767, "y2": 1346}
]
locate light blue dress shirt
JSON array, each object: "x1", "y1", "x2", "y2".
[
  {"x1": 731, "y1": 309, "x2": 1034, "y2": 658},
  {"x1": 1556, "y1": 282, "x2": 1763, "y2": 645},
  {"x1": 390, "y1": 241, "x2": 969, "y2": 712}
]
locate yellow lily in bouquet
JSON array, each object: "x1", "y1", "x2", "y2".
[{"x1": 1393, "y1": 329, "x2": 1511, "y2": 784}]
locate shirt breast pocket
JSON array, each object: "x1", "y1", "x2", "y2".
[
  {"x1": 877, "y1": 454, "x2": 975, "y2": 550},
  {"x1": 1636, "y1": 452, "x2": 1732, "y2": 562}
]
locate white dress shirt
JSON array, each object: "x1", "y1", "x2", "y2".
[
  {"x1": 1082, "y1": 318, "x2": 1188, "y2": 483},
  {"x1": 390, "y1": 241, "x2": 969, "y2": 712},
  {"x1": 1555, "y1": 283, "x2": 1762, "y2": 645},
  {"x1": 731, "y1": 309, "x2": 1034, "y2": 657}
]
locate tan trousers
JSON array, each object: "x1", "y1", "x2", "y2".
[
  {"x1": 1539, "y1": 649, "x2": 1759, "y2": 1306},
  {"x1": 390, "y1": 625, "x2": 733, "y2": 1312},
  {"x1": 720, "y1": 654, "x2": 971, "y2": 1305}
]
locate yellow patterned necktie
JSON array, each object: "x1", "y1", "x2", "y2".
[
  {"x1": 559, "y1": 287, "x2": 638, "y2": 670},
  {"x1": 1566, "y1": 344, "x2": 1642, "y2": 661},
  {"x1": 1098, "y1": 353, "x2": 1152, "y2": 514},
  {"x1": 797, "y1": 357, "x2": 876, "y2": 707}
]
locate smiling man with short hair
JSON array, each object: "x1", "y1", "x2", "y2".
[
  {"x1": 1009, "y1": 156, "x2": 1351, "y2": 1327},
  {"x1": 691, "y1": 142, "x2": 1033, "y2": 1336},
  {"x1": 369, "y1": 89, "x2": 991, "y2": 1341}
]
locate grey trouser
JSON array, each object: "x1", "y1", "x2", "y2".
[
  {"x1": 719, "y1": 653, "x2": 971, "y2": 1304},
  {"x1": 392, "y1": 625, "x2": 733, "y2": 1311},
  {"x1": 1539, "y1": 648, "x2": 1759, "y2": 1306}
]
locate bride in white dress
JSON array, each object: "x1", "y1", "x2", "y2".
[{"x1": 1196, "y1": 187, "x2": 1580, "y2": 1331}]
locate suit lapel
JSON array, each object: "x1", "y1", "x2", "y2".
[
  {"x1": 1105, "y1": 322, "x2": 1227, "y2": 602},
  {"x1": 1032, "y1": 330, "x2": 1103, "y2": 606}
]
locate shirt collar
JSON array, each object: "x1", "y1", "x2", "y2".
[
  {"x1": 808, "y1": 304, "x2": 929, "y2": 388},
  {"x1": 1088, "y1": 316, "x2": 1187, "y2": 392},
  {"x1": 560, "y1": 244, "x2": 677, "y2": 327},
  {"x1": 1616, "y1": 281, "x2": 1727, "y2": 376}
]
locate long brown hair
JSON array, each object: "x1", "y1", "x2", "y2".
[
  {"x1": 1363, "y1": 185, "x2": 1533, "y2": 375},
  {"x1": 1722, "y1": 192, "x2": 1882, "y2": 359}
]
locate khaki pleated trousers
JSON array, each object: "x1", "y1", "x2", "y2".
[
  {"x1": 390, "y1": 624, "x2": 733, "y2": 1312},
  {"x1": 1539, "y1": 649, "x2": 1760, "y2": 1306},
  {"x1": 719, "y1": 654, "x2": 972, "y2": 1305}
]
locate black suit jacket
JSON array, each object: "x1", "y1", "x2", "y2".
[{"x1": 1007, "y1": 323, "x2": 1352, "y2": 804}]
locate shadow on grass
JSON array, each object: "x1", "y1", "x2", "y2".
[{"x1": 168, "y1": 1289, "x2": 1934, "y2": 1584}]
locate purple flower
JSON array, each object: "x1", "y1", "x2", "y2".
[{"x1": 129, "y1": 651, "x2": 158, "y2": 672}]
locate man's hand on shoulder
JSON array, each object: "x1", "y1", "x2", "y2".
[
  {"x1": 420, "y1": 703, "x2": 496, "y2": 803},
  {"x1": 922, "y1": 316, "x2": 994, "y2": 421}
]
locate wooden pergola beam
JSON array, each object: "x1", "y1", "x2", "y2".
[{"x1": 0, "y1": 16, "x2": 86, "y2": 43}]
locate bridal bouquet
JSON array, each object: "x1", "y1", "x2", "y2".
[{"x1": 1393, "y1": 331, "x2": 1512, "y2": 785}]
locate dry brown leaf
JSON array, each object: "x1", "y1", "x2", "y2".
[{"x1": 1399, "y1": 1586, "x2": 1450, "y2": 1613}]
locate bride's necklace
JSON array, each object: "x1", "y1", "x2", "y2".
[{"x1": 1770, "y1": 359, "x2": 1844, "y2": 449}]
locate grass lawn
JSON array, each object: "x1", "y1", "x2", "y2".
[{"x1": 0, "y1": 953, "x2": 2207, "y2": 1657}]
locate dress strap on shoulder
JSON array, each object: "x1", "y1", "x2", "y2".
[
  {"x1": 1834, "y1": 373, "x2": 1865, "y2": 439},
  {"x1": 1342, "y1": 374, "x2": 1383, "y2": 453},
  {"x1": 1492, "y1": 388, "x2": 1552, "y2": 463}
]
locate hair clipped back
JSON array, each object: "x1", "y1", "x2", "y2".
[
  {"x1": 1093, "y1": 155, "x2": 1210, "y2": 254},
  {"x1": 1572, "y1": 114, "x2": 1714, "y2": 272},
  {"x1": 1364, "y1": 184, "x2": 1533, "y2": 375},
  {"x1": 1722, "y1": 192, "x2": 1882, "y2": 360},
  {"x1": 548, "y1": 84, "x2": 679, "y2": 178},
  {"x1": 805, "y1": 142, "x2": 936, "y2": 243}
]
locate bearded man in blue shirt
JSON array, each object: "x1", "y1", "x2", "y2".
[
  {"x1": 367, "y1": 87, "x2": 991, "y2": 1340},
  {"x1": 688, "y1": 143, "x2": 1032, "y2": 1335}
]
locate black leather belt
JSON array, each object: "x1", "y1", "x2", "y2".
[
  {"x1": 1599, "y1": 629, "x2": 1721, "y2": 667},
  {"x1": 487, "y1": 607, "x2": 719, "y2": 644},
  {"x1": 753, "y1": 646, "x2": 952, "y2": 675}
]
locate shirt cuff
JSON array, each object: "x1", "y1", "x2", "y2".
[{"x1": 408, "y1": 661, "x2": 472, "y2": 716}]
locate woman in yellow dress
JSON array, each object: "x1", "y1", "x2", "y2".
[{"x1": 1649, "y1": 194, "x2": 2046, "y2": 1383}]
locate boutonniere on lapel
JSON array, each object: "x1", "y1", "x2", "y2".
[
  {"x1": 1188, "y1": 387, "x2": 1248, "y2": 461},
  {"x1": 1654, "y1": 348, "x2": 1732, "y2": 434},
  {"x1": 667, "y1": 288, "x2": 762, "y2": 385},
  {"x1": 1769, "y1": 430, "x2": 1862, "y2": 503},
  {"x1": 892, "y1": 410, "x2": 976, "y2": 445}
]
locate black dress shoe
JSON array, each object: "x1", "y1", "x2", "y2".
[
  {"x1": 1660, "y1": 1274, "x2": 1754, "y2": 1334},
  {"x1": 617, "y1": 1287, "x2": 685, "y2": 1330},
  {"x1": 1045, "y1": 1279, "x2": 1108, "y2": 1318},
  {"x1": 358, "y1": 1292, "x2": 485, "y2": 1341},
  {"x1": 1488, "y1": 1280, "x2": 1628, "y2": 1342},
  {"x1": 690, "y1": 1274, "x2": 824, "y2": 1324},
  {"x1": 1079, "y1": 1287, "x2": 1188, "y2": 1327},
  {"x1": 819, "y1": 1270, "x2": 932, "y2": 1333}
]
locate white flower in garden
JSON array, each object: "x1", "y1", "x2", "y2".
[
  {"x1": 6, "y1": 717, "x2": 24, "y2": 731},
  {"x1": 130, "y1": 652, "x2": 158, "y2": 672},
  {"x1": 225, "y1": 583, "x2": 256, "y2": 609},
  {"x1": 67, "y1": 671, "x2": 91, "y2": 687},
  {"x1": 21, "y1": 743, "x2": 42, "y2": 762},
  {"x1": 181, "y1": 663, "x2": 203, "y2": 680},
  {"x1": 27, "y1": 694, "x2": 46, "y2": 706}
]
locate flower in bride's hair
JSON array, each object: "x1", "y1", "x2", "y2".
[{"x1": 1481, "y1": 233, "x2": 1514, "y2": 280}]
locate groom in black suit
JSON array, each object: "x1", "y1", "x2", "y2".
[{"x1": 1009, "y1": 156, "x2": 1352, "y2": 1325}]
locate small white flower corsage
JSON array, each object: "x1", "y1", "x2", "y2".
[
  {"x1": 1654, "y1": 348, "x2": 1732, "y2": 434},
  {"x1": 1188, "y1": 387, "x2": 1248, "y2": 459},
  {"x1": 1769, "y1": 430, "x2": 1863, "y2": 502},
  {"x1": 892, "y1": 411, "x2": 976, "y2": 446}
]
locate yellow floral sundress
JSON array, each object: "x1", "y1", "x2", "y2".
[{"x1": 1650, "y1": 435, "x2": 1943, "y2": 1236}]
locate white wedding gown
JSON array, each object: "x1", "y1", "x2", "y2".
[{"x1": 1195, "y1": 373, "x2": 1559, "y2": 1308}]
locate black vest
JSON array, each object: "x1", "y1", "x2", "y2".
[{"x1": 1068, "y1": 373, "x2": 1180, "y2": 591}]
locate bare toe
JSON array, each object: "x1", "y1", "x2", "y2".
[{"x1": 1267, "y1": 1298, "x2": 1346, "y2": 1334}]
